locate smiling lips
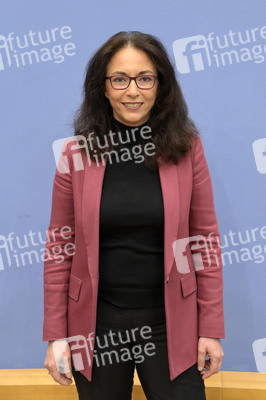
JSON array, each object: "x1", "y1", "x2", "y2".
[{"x1": 122, "y1": 102, "x2": 143, "y2": 110}]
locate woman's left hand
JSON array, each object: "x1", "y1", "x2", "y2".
[{"x1": 197, "y1": 337, "x2": 224, "y2": 380}]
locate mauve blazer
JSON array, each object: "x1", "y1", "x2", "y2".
[{"x1": 43, "y1": 133, "x2": 225, "y2": 382}]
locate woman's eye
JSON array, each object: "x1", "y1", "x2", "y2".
[
  {"x1": 140, "y1": 76, "x2": 152, "y2": 82},
  {"x1": 113, "y1": 76, "x2": 126, "y2": 83}
]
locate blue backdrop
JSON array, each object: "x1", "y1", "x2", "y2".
[{"x1": 1, "y1": 0, "x2": 266, "y2": 374}]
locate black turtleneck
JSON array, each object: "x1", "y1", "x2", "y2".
[{"x1": 98, "y1": 117, "x2": 165, "y2": 307}]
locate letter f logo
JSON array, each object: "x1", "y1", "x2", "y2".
[{"x1": 172, "y1": 35, "x2": 211, "y2": 74}]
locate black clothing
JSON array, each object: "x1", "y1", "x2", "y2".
[
  {"x1": 72, "y1": 297, "x2": 206, "y2": 400},
  {"x1": 98, "y1": 117, "x2": 165, "y2": 307}
]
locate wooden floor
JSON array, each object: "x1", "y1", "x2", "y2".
[{"x1": 0, "y1": 369, "x2": 265, "y2": 400}]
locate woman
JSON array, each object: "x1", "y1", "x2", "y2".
[{"x1": 43, "y1": 31, "x2": 225, "y2": 400}]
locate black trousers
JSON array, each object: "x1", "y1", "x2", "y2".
[{"x1": 72, "y1": 296, "x2": 206, "y2": 400}]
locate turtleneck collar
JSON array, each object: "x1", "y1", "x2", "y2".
[{"x1": 111, "y1": 116, "x2": 151, "y2": 131}]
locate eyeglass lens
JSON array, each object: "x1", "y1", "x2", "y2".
[{"x1": 111, "y1": 75, "x2": 155, "y2": 89}]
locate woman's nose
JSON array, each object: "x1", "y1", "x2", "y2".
[{"x1": 126, "y1": 79, "x2": 140, "y2": 95}]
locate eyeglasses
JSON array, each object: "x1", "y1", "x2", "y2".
[{"x1": 105, "y1": 75, "x2": 158, "y2": 90}]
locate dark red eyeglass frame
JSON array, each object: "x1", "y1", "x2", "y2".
[{"x1": 105, "y1": 75, "x2": 158, "y2": 90}]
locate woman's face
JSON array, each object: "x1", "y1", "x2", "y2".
[{"x1": 104, "y1": 47, "x2": 159, "y2": 126}]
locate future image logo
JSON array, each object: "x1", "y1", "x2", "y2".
[
  {"x1": 52, "y1": 325, "x2": 156, "y2": 374},
  {"x1": 52, "y1": 125, "x2": 156, "y2": 171},
  {"x1": 0, "y1": 25, "x2": 76, "y2": 71},
  {"x1": 172, "y1": 35, "x2": 211, "y2": 73},
  {"x1": 0, "y1": 226, "x2": 74, "y2": 271},
  {"x1": 173, "y1": 25, "x2": 266, "y2": 73}
]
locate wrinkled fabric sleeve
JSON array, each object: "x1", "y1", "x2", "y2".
[
  {"x1": 42, "y1": 140, "x2": 75, "y2": 341},
  {"x1": 189, "y1": 134, "x2": 225, "y2": 338}
]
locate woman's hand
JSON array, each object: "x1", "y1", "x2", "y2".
[
  {"x1": 44, "y1": 340, "x2": 73, "y2": 386},
  {"x1": 197, "y1": 337, "x2": 224, "y2": 380}
]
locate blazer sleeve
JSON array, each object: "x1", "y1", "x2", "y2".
[
  {"x1": 42, "y1": 139, "x2": 75, "y2": 341},
  {"x1": 189, "y1": 134, "x2": 225, "y2": 339}
]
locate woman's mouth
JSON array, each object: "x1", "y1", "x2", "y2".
[{"x1": 122, "y1": 102, "x2": 143, "y2": 110}]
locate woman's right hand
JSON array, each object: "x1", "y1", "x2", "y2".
[{"x1": 44, "y1": 340, "x2": 73, "y2": 386}]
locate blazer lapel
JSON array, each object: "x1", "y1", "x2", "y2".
[
  {"x1": 158, "y1": 161, "x2": 180, "y2": 278},
  {"x1": 81, "y1": 157, "x2": 107, "y2": 279}
]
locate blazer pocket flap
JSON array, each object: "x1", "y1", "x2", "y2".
[
  {"x1": 68, "y1": 273, "x2": 82, "y2": 301},
  {"x1": 180, "y1": 272, "x2": 197, "y2": 298}
]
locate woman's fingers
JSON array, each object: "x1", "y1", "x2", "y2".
[
  {"x1": 49, "y1": 368, "x2": 73, "y2": 386},
  {"x1": 198, "y1": 337, "x2": 224, "y2": 380},
  {"x1": 44, "y1": 340, "x2": 73, "y2": 386}
]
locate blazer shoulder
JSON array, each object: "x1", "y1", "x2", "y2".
[
  {"x1": 190, "y1": 133, "x2": 207, "y2": 164},
  {"x1": 190, "y1": 133, "x2": 204, "y2": 158}
]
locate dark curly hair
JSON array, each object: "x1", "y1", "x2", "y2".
[{"x1": 73, "y1": 31, "x2": 199, "y2": 170}]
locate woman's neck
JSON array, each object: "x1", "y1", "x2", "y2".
[{"x1": 112, "y1": 116, "x2": 151, "y2": 130}]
